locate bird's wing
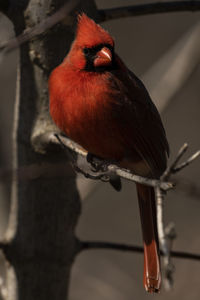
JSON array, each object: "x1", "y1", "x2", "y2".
[{"x1": 109, "y1": 67, "x2": 169, "y2": 177}]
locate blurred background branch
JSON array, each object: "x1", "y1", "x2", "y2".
[
  {"x1": 78, "y1": 239, "x2": 200, "y2": 261},
  {"x1": 98, "y1": 1, "x2": 200, "y2": 22}
]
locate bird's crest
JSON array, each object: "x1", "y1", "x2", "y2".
[{"x1": 76, "y1": 13, "x2": 114, "y2": 48}]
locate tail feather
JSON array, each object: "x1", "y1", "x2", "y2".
[{"x1": 136, "y1": 183, "x2": 161, "y2": 293}]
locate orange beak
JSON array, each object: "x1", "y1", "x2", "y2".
[{"x1": 94, "y1": 47, "x2": 112, "y2": 67}]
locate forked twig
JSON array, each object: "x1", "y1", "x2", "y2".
[{"x1": 156, "y1": 143, "x2": 200, "y2": 289}]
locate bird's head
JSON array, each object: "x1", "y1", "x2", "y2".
[{"x1": 67, "y1": 13, "x2": 116, "y2": 72}]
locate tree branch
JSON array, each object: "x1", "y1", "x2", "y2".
[
  {"x1": 53, "y1": 133, "x2": 199, "y2": 190},
  {"x1": 52, "y1": 133, "x2": 174, "y2": 190},
  {"x1": 77, "y1": 240, "x2": 200, "y2": 262},
  {"x1": 156, "y1": 187, "x2": 175, "y2": 290},
  {"x1": 155, "y1": 143, "x2": 200, "y2": 290},
  {"x1": 0, "y1": 0, "x2": 80, "y2": 55},
  {"x1": 98, "y1": 1, "x2": 200, "y2": 22}
]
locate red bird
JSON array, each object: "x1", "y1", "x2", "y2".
[{"x1": 49, "y1": 13, "x2": 169, "y2": 293}]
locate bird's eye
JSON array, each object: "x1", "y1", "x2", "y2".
[{"x1": 83, "y1": 48, "x2": 89, "y2": 55}]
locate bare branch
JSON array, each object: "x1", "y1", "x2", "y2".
[
  {"x1": 154, "y1": 143, "x2": 199, "y2": 289},
  {"x1": 98, "y1": 1, "x2": 200, "y2": 22},
  {"x1": 0, "y1": 137, "x2": 198, "y2": 197},
  {"x1": 162, "y1": 143, "x2": 189, "y2": 179},
  {"x1": 53, "y1": 134, "x2": 173, "y2": 190},
  {"x1": 53, "y1": 134, "x2": 200, "y2": 191},
  {"x1": 77, "y1": 240, "x2": 200, "y2": 262},
  {"x1": 157, "y1": 161, "x2": 199, "y2": 269},
  {"x1": 0, "y1": 0, "x2": 80, "y2": 55},
  {"x1": 54, "y1": 133, "x2": 87, "y2": 157},
  {"x1": 173, "y1": 150, "x2": 200, "y2": 173},
  {"x1": 156, "y1": 185, "x2": 175, "y2": 290}
]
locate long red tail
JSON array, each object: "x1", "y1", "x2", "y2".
[{"x1": 136, "y1": 183, "x2": 161, "y2": 293}]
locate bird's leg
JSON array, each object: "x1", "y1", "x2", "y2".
[
  {"x1": 86, "y1": 153, "x2": 122, "y2": 190},
  {"x1": 86, "y1": 152, "x2": 116, "y2": 172}
]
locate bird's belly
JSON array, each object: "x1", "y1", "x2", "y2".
[
  {"x1": 72, "y1": 124, "x2": 150, "y2": 177},
  {"x1": 65, "y1": 115, "x2": 124, "y2": 161},
  {"x1": 64, "y1": 112, "x2": 150, "y2": 177}
]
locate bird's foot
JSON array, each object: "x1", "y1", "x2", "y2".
[{"x1": 86, "y1": 153, "x2": 115, "y2": 172}]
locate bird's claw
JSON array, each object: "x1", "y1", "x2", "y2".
[{"x1": 86, "y1": 153, "x2": 109, "y2": 172}]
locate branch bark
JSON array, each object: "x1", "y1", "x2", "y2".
[{"x1": 51, "y1": 134, "x2": 174, "y2": 190}]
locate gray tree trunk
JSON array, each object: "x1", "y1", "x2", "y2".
[{"x1": 0, "y1": 1, "x2": 98, "y2": 299}]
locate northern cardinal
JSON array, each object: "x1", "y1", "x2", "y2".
[{"x1": 49, "y1": 13, "x2": 169, "y2": 293}]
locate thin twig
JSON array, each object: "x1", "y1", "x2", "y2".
[
  {"x1": 173, "y1": 150, "x2": 200, "y2": 173},
  {"x1": 98, "y1": 1, "x2": 200, "y2": 22},
  {"x1": 77, "y1": 240, "x2": 200, "y2": 261},
  {"x1": 161, "y1": 143, "x2": 188, "y2": 180}
]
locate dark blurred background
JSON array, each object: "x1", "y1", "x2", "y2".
[{"x1": 0, "y1": 0, "x2": 200, "y2": 299}]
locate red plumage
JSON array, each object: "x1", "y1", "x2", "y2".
[
  {"x1": 49, "y1": 13, "x2": 169, "y2": 293},
  {"x1": 76, "y1": 13, "x2": 114, "y2": 48}
]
